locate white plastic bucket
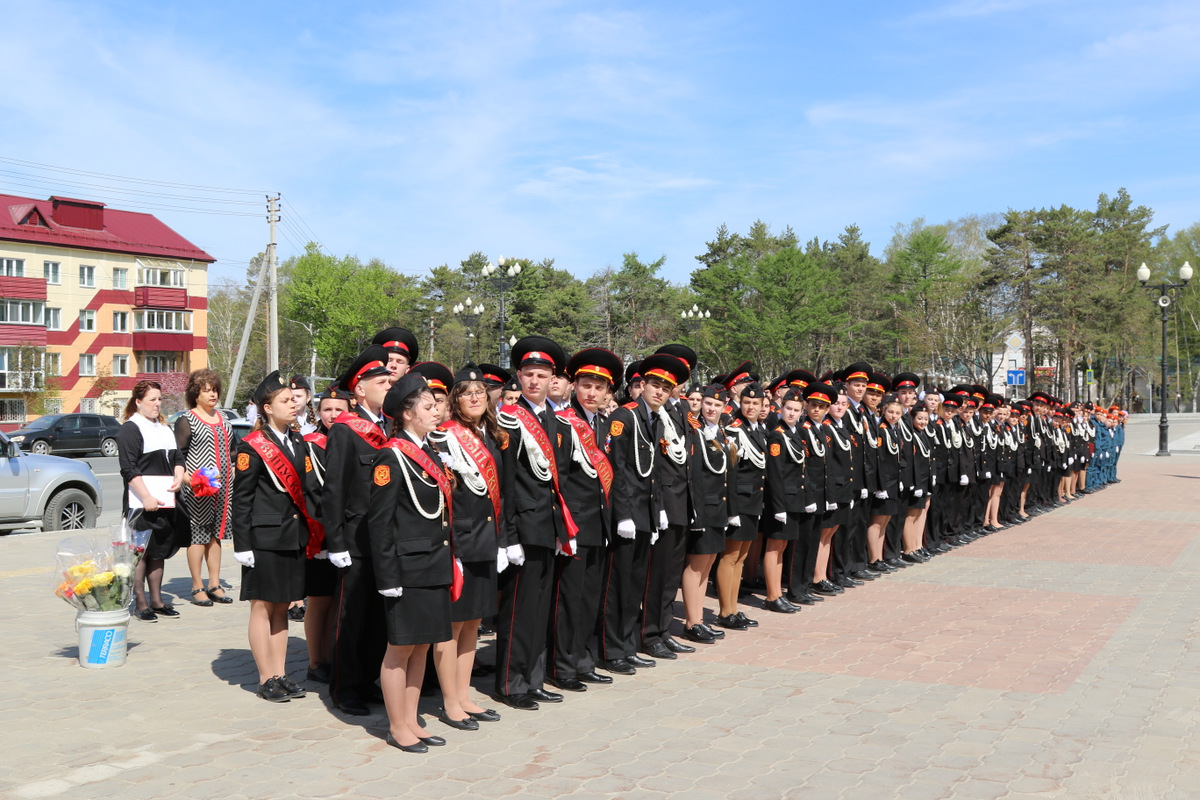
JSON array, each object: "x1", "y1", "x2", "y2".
[{"x1": 75, "y1": 609, "x2": 130, "y2": 668}]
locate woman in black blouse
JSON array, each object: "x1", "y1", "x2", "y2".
[{"x1": 117, "y1": 380, "x2": 186, "y2": 622}]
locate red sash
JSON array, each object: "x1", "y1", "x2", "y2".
[
  {"x1": 303, "y1": 431, "x2": 327, "y2": 449},
  {"x1": 243, "y1": 430, "x2": 325, "y2": 558},
  {"x1": 555, "y1": 408, "x2": 613, "y2": 503},
  {"x1": 439, "y1": 420, "x2": 502, "y2": 532},
  {"x1": 333, "y1": 410, "x2": 386, "y2": 449},
  {"x1": 386, "y1": 437, "x2": 462, "y2": 601},
  {"x1": 500, "y1": 404, "x2": 580, "y2": 554}
]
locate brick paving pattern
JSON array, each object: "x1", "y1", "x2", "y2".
[{"x1": 1, "y1": 417, "x2": 1198, "y2": 799}]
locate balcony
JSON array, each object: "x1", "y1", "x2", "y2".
[
  {"x1": 0, "y1": 276, "x2": 47, "y2": 301},
  {"x1": 134, "y1": 286, "x2": 188, "y2": 309}
]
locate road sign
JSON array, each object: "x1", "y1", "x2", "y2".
[
  {"x1": 1086, "y1": 369, "x2": 1094, "y2": 385},
  {"x1": 1006, "y1": 369, "x2": 1026, "y2": 386}
]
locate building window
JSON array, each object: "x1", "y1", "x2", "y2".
[
  {"x1": 0, "y1": 300, "x2": 45, "y2": 325},
  {"x1": 43, "y1": 398, "x2": 62, "y2": 415},
  {"x1": 80, "y1": 398, "x2": 98, "y2": 414},
  {"x1": 133, "y1": 309, "x2": 192, "y2": 332},
  {"x1": 139, "y1": 351, "x2": 179, "y2": 373},
  {"x1": 113, "y1": 267, "x2": 128, "y2": 290},
  {"x1": 79, "y1": 354, "x2": 96, "y2": 376},
  {"x1": 113, "y1": 311, "x2": 128, "y2": 333},
  {"x1": 0, "y1": 348, "x2": 43, "y2": 390},
  {"x1": 79, "y1": 310, "x2": 96, "y2": 332},
  {"x1": 0, "y1": 258, "x2": 25, "y2": 277},
  {"x1": 136, "y1": 264, "x2": 186, "y2": 288},
  {"x1": 79, "y1": 265, "x2": 96, "y2": 288},
  {"x1": 113, "y1": 354, "x2": 129, "y2": 376},
  {"x1": 44, "y1": 352, "x2": 60, "y2": 377},
  {"x1": 46, "y1": 308, "x2": 61, "y2": 330},
  {"x1": 0, "y1": 398, "x2": 25, "y2": 423},
  {"x1": 44, "y1": 261, "x2": 60, "y2": 284}
]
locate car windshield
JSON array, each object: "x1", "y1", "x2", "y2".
[{"x1": 25, "y1": 415, "x2": 64, "y2": 430}]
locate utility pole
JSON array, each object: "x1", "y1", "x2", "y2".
[
  {"x1": 266, "y1": 195, "x2": 280, "y2": 372},
  {"x1": 429, "y1": 316, "x2": 435, "y2": 361}
]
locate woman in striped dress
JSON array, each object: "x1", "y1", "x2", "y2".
[{"x1": 175, "y1": 369, "x2": 235, "y2": 606}]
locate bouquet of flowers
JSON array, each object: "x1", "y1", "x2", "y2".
[
  {"x1": 190, "y1": 466, "x2": 222, "y2": 498},
  {"x1": 53, "y1": 530, "x2": 136, "y2": 613}
]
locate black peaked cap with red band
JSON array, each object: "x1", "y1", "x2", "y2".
[
  {"x1": 567, "y1": 348, "x2": 624, "y2": 390},
  {"x1": 639, "y1": 353, "x2": 690, "y2": 388},
  {"x1": 804, "y1": 382, "x2": 838, "y2": 406},
  {"x1": 892, "y1": 372, "x2": 921, "y2": 390},
  {"x1": 654, "y1": 343, "x2": 697, "y2": 372},
  {"x1": 476, "y1": 363, "x2": 510, "y2": 387},
  {"x1": 626, "y1": 361, "x2": 644, "y2": 385},
  {"x1": 372, "y1": 327, "x2": 419, "y2": 362},
  {"x1": 411, "y1": 361, "x2": 454, "y2": 393},
  {"x1": 510, "y1": 336, "x2": 566, "y2": 374},
  {"x1": 336, "y1": 345, "x2": 391, "y2": 393},
  {"x1": 841, "y1": 362, "x2": 873, "y2": 383}
]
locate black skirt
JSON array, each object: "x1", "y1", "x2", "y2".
[
  {"x1": 687, "y1": 526, "x2": 725, "y2": 555},
  {"x1": 305, "y1": 557, "x2": 338, "y2": 598},
  {"x1": 240, "y1": 548, "x2": 306, "y2": 604},
  {"x1": 761, "y1": 513, "x2": 800, "y2": 542},
  {"x1": 384, "y1": 585, "x2": 452, "y2": 646},
  {"x1": 451, "y1": 559, "x2": 496, "y2": 622},
  {"x1": 870, "y1": 495, "x2": 900, "y2": 517},
  {"x1": 904, "y1": 491, "x2": 931, "y2": 511},
  {"x1": 726, "y1": 513, "x2": 760, "y2": 543},
  {"x1": 128, "y1": 508, "x2": 186, "y2": 561},
  {"x1": 821, "y1": 504, "x2": 848, "y2": 529}
]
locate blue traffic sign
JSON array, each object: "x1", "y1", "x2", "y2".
[{"x1": 1006, "y1": 369, "x2": 1026, "y2": 386}]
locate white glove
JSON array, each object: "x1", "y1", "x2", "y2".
[
  {"x1": 1027, "y1": 468, "x2": 1032, "y2": 475},
  {"x1": 860, "y1": 488, "x2": 868, "y2": 499},
  {"x1": 900, "y1": 482, "x2": 905, "y2": 492},
  {"x1": 804, "y1": 503, "x2": 818, "y2": 513},
  {"x1": 555, "y1": 540, "x2": 564, "y2": 556},
  {"x1": 959, "y1": 475, "x2": 969, "y2": 486},
  {"x1": 650, "y1": 530, "x2": 659, "y2": 546},
  {"x1": 233, "y1": 551, "x2": 255, "y2": 568},
  {"x1": 506, "y1": 544, "x2": 526, "y2": 566},
  {"x1": 659, "y1": 510, "x2": 669, "y2": 530},
  {"x1": 496, "y1": 548, "x2": 509, "y2": 574},
  {"x1": 314, "y1": 550, "x2": 328, "y2": 560},
  {"x1": 329, "y1": 551, "x2": 352, "y2": 568},
  {"x1": 874, "y1": 491, "x2": 888, "y2": 500},
  {"x1": 727, "y1": 516, "x2": 741, "y2": 527},
  {"x1": 774, "y1": 512, "x2": 787, "y2": 523},
  {"x1": 826, "y1": 502, "x2": 838, "y2": 511},
  {"x1": 616, "y1": 519, "x2": 636, "y2": 539},
  {"x1": 914, "y1": 489, "x2": 924, "y2": 497},
  {"x1": 985, "y1": 472, "x2": 992, "y2": 479},
  {"x1": 1068, "y1": 457, "x2": 1074, "y2": 466},
  {"x1": 932, "y1": 476, "x2": 937, "y2": 486},
  {"x1": 378, "y1": 587, "x2": 403, "y2": 597},
  {"x1": 850, "y1": 499, "x2": 856, "y2": 509}
]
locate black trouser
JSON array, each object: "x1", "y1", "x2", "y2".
[
  {"x1": 547, "y1": 543, "x2": 605, "y2": 681},
  {"x1": 495, "y1": 543, "x2": 555, "y2": 697},
  {"x1": 642, "y1": 524, "x2": 687, "y2": 647},
  {"x1": 785, "y1": 513, "x2": 819, "y2": 595},
  {"x1": 599, "y1": 531, "x2": 651, "y2": 660},
  {"x1": 884, "y1": 515, "x2": 903, "y2": 559},
  {"x1": 330, "y1": 557, "x2": 387, "y2": 705},
  {"x1": 846, "y1": 499, "x2": 870, "y2": 573},
  {"x1": 926, "y1": 490, "x2": 945, "y2": 548}
]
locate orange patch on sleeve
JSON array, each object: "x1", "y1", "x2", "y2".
[
  {"x1": 770, "y1": 443, "x2": 781, "y2": 456},
  {"x1": 305, "y1": 456, "x2": 313, "y2": 473},
  {"x1": 373, "y1": 465, "x2": 390, "y2": 486},
  {"x1": 609, "y1": 420, "x2": 624, "y2": 436},
  {"x1": 236, "y1": 453, "x2": 250, "y2": 471}
]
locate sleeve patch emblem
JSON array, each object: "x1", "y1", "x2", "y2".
[
  {"x1": 557, "y1": 433, "x2": 563, "y2": 447},
  {"x1": 609, "y1": 420, "x2": 624, "y2": 436},
  {"x1": 373, "y1": 465, "x2": 390, "y2": 486},
  {"x1": 236, "y1": 453, "x2": 250, "y2": 471},
  {"x1": 770, "y1": 443, "x2": 781, "y2": 456},
  {"x1": 305, "y1": 456, "x2": 313, "y2": 473}
]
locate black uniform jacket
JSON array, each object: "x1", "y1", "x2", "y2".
[
  {"x1": 657, "y1": 399, "x2": 693, "y2": 528},
  {"x1": 608, "y1": 397, "x2": 663, "y2": 531},
  {"x1": 323, "y1": 406, "x2": 389, "y2": 558},
  {"x1": 725, "y1": 415, "x2": 768, "y2": 517},
  {"x1": 368, "y1": 441, "x2": 453, "y2": 590},
  {"x1": 555, "y1": 398, "x2": 612, "y2": 548},
  {"x1": 874, "y1": 422, "x2": 903, "y2": 496},
  {"x1": 688, "y1": 416, "x2": 736, "y2": 528},
  {"x1": 766, "y1": 423, "x2": 807, "y2": 516},
  {"x1": 800, "y1": 418, "x2": 828, "y2": 509},
  {"x1": 231, "y1": 427, "x2": 311, "y2": 553},
  {"x1": 822, "y1": 419, "x2": 854, "y2": 505},
  {"x1": 432, "y1": 424, "x2": 505, "y2": 562},
  {"x1": 498, "y1": 396, "x2": 571, "y2": 549}
]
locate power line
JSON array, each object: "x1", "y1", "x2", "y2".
[
  {"x1": 0, "y1": 155, "x2": 266, "y2": 195},
  {"x1": 0, "y1": 169, "x2": 262, "y2": 205},
  {"x1": 0, "y1": 177, "x2": 261, "y2": 217}
]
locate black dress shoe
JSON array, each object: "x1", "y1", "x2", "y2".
[
  {"x1": 886, "y1": 557, "x2": 908, "y2": 569},
  {"x1": 870, "y1": 560, "x2": 896, "y2": 573},
  {"x1": 385, "y1": 732, "x2": 428, "y2": 754},
  {"x1": 135, "y1": 608, "x2": 158, "y2": 622},
  {"x1": 643, "y1": 642, "x2": 676, "y2": 660},
  {"x1": 698, "y1": 622, "x2": 725, "y2": 638},
  {"x1": 627, "y1": 654, "x2": 657, "y2": 669},
  {"x1": 785, "y1": 592, "x2": 818, "y2": 606},
  {"x1": 850, "y1": 570, "x2": 877, "y2": 581},
  {"x1": 277, "y1": 675, "x2": 307, "y2": 698},
  {"x1": 258, "y1": 677, "x2": 292, "y2": 703},
  {"x1": 206, "y1": 587, "x2": 234, "y2": 604},
  {"x1": 812, "y1": 580, "x2": 840, "y2": 596},
  {"x1": 546, "y1": 676, "x2": 587, "y2": 692},
  {"x1": 578, "y1": 670, "x2": 613, "y2": 684},
  {"x1": 365, "y1": 684, "x2": 386, "y2": 704},
  {"x1": 716, "y1": 614, "x2": 749, "y2": 630},
  {"x1": 529, "y1": 687, "x2": 564, "y2": 703},
  {"x1": 467, "y1": 708, "x2": 502, "y2": 722},
  {"x1": 663, "y1": 637, "x2": 695, "y2": 654},
  {"x1": 438, "y1": 710, "x2": 480, "y2": 730},
  {"x1": 600, "y1": 658, "x2": 637, "y2": 675},
  {"x1": 682, "y1": 625, "x2": 716, "y2": 644},
  {"x1": 836, "y1": 576, "x2": 863, "y2": 588},
  {"x1": 763, "y1": 597, "x2": 797, "y2": 614},
  {"x1": 736, "y1": 611, "x2": 759, "y2": 627},
  {"x1": 337, "y1": 697, "x2": 370, "y2": 716},
  {"x1": 498, "y1": 693, "x2": 539, "y2": 710},
  {"x1": 419, "y1": 735, "x2": 447, "y2": 746},
  {"x1": 151, "y1": 604, "x2": 180, "y2": 618},
  {"x1": 287, "y1": 605, "x2": 306, "y2": 622},
  {"x1": 306, "y1": 663, "x2": 331, "y2": 684}
]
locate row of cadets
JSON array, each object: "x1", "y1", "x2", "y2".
[
  {"x1": 494, "y1": 337, "x2": 576, "y2": 710},
  {"x1": 546, "y1": 348, "x2": 623, "y2": 691},
  {"x1": 761, "y1": 386, "x2": 810, "y2": 612},
  {"x1": 716, "y1": 371, "x2": 767, "y2": 630},
  {"x1": 325, "y1": 331, "x2": 418, "y2": 716}
]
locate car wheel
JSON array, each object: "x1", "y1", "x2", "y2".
[
  {"x1": 42, "y1": 489, "x2": 97, "y2": 532},
  {"x1": 101, "y1": 438, "x2": 118, "y2": 457},
  {"x1": 31, "y1": 440, "x2": 51, "y2": 455}
]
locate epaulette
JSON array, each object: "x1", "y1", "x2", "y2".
[
  {"x1": 726, "y1": 419, "x2": 743, "y2": 429},
  {"x1": 774, "y1": 425, "x2": 786, "y2": 434},
  {"x1": 622, "y1": 401, "x2": 639, "y2": 410},
  {"x1": 497, "y1": 410, "x2": 520, "y2": 429}
]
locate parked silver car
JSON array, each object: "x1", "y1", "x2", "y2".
[{"x1": 0, "y1": 430, "x2": 103, "y2": 532}]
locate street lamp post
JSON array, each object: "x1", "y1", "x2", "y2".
[
  {"x1": 481, "y1": 256, "x2": 523, "y2": 369},
  {"x1": 680, "y1": 304, "x2": 710, "y2": 383},
  {"x1": 1137, "y1": 261, "x2": 1192, "y2": 457},
  {"x1": 452, "y1": 297, "x2": 485, "y2": 361}
]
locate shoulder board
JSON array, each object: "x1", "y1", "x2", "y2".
[
  {"x1": 622, "y1": 401, "x2": 639, "y2": 410},
  {"x1": 774, "y1": 426, "x2": 787, "y2": 434},
  {"x1": 726, "y1": 419, "x2": 743, "y2": 429}
]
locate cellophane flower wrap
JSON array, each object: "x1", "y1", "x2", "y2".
[{"x1": 53, "y1": 528, "x2": 137, "y2": 612}]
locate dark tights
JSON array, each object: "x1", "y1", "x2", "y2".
[{"x1": 135, "y1": 556, "x2": 165, "y2": 611}]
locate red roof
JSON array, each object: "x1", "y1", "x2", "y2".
[{"x1": 0, "y1": 193, "x2": 214, "y2": 263}]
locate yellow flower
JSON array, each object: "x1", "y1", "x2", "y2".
[
  {"x1": 66, "y1": 561, "x2": 97, "y2": 579},
  {"x1": 93, "y1": 571, "x2": 115, "y2": 587},
  {"x1": 74, "y1": 578, "x2": 94, "y2": 594}
]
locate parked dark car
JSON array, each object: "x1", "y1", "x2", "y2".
[
  {"x1": 8, "y1": 414, "x2": 123, "y2": 457},
  {"x1": 0, "y1": 431, "x2": 103, "y2": 531}
]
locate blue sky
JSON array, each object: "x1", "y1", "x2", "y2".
[{"x1": 2, "y1": 0, "x2": 1198, "y2": 285}]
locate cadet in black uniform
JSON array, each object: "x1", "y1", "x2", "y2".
[
  {"x1": 803, "y1": 382, "x2": 842, "y2": 596},
  {"x1": 372, "y1": 326, "x2": 419, "y2": 383},
  {"x1": 369, "y1": 373, "x2": 455, "y2": 754},
  {"x1": 762, "y1": 388, "x2": 808, "y2": 613},
  {"x1": 717, "y1": 380, "x2": 767, "y2": 629},
  {"x1": 232, "y1": 371, "x2": 315, "y2": 703}
]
